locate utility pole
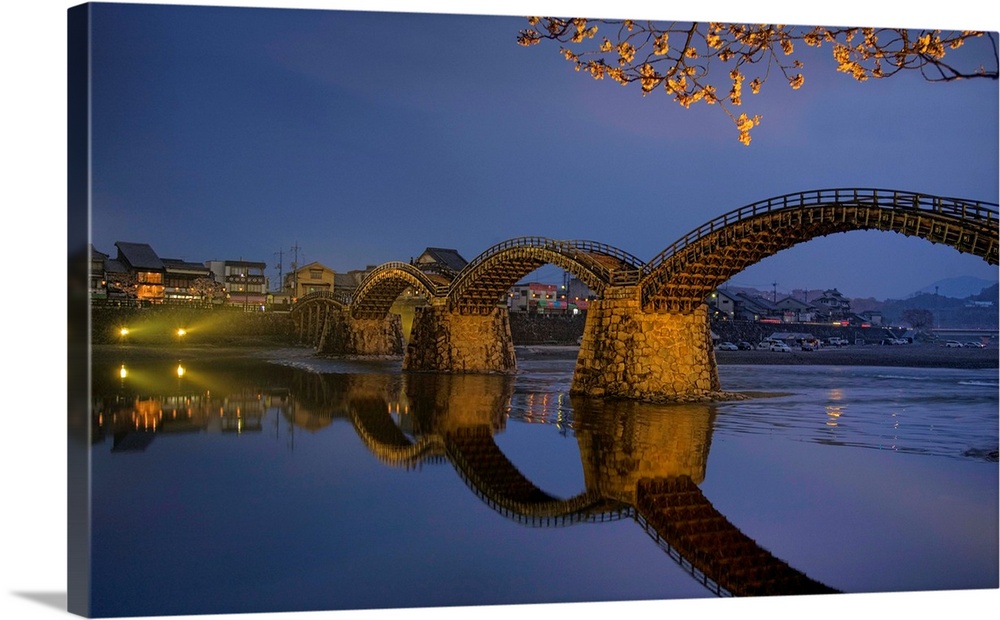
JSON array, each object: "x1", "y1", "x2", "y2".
[
  {"x1": 290, "y1": 242, "x2": 301, "y2": 300},
  {"x1": 273, "y1": 248, "x2": 284, "y2": 293},
  {"x1": 772, "y1": 281, "x2": 778, "y2": 303}
]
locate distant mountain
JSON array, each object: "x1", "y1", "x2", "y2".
[
  {"x1": 972, "y1": 283, "x2": 999, "y2": 302},
  {"x1": 911, "y1": 276, "x2": 998, "y2": 300}
]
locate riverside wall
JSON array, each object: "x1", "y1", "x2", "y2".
[
  {"x1": 710, "y1": 320, "x2": 908, "y2": 345},
  {"x1": 90, "y1": 305, "x2": 296, "y2": 346},
  {"x1": 508, "y1": 313, "x2": 586, "y2": 344}
]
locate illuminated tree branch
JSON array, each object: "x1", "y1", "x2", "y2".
[{"x1": 517, "y1": 18, "x2": 998, "y2": 145}]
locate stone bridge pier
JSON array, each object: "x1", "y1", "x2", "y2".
[
  {"x1": 403, "y1": 300, "x2": 516, "y2": 373},
  {"x1": 571, "y1": 287, "x2": 722, "y2": 402},
  {"x1": 317, "y1": 310, "x2": 404, "y2": 357}
]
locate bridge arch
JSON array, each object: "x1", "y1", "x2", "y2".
[
  {"x1": 640, "y1": 188, "x2": 998, "y2": 312},
  {"x1": 444, "y1": 425, "x2": 630, "y2": 525},
  {"x1": 292, "y1": 290, "x2": 351, "y2": 310},
  {"x1": 350, "y1": 261, "x2": 447, "y2": 320},
  {"x1": 446, "y1": 237, "x2": 645, "y2": 314},
  {"x1": 289, "y1": 291, "x2": 350, "y2": 346},
  {"x1": 349, "y1": 403, "x2": 447, "y2": 469}
]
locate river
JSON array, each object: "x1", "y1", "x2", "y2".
[{"x1": 87, "y1": 345, "x2": 998, "y2": 617}]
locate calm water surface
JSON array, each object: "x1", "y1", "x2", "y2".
[{"x1": 89, "y1": 346, "x2": 998, "y2": 617}]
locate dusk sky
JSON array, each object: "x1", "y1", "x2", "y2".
[{"x1": 82, "y1": 1, "x2": 999, "y2": 301}]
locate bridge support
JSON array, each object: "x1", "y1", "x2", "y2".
[
  {"x1": 571, "y1": 291, "x2": 722, "y2": 401},
  {"x1": 317, "y1": 310, "x2": 404, "y2": 356},
  {"x1": 573, "y1": 398, "x2": 715, "y2": 504},
  {"x1": 403, "y1": 302, "x2": 516, "y2": 374}
]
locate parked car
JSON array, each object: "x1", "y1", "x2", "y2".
[
  {"x1": 944, "y1": 340, "x2": 964, "y2": 348},
  {"x1": 964, "y1": 341, "x2": 986, "y2": 348},
  {"x1": 800, "y1": 341, "x2": 817, "y2": 351},
  {"x1": 737, "y1": 341, "x2": 754, "y2": 350},
  {"x1": 769, "y1": 342, "x2": 792, "y2": 352},
  {"x1": 756, "y1": 341, "x2": 775, "y2": 350},
  {"x1": 717, "y1": 341, "x2": 738, "y2": 351}
]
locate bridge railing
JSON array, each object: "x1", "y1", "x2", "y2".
[
  {"x1": 293, "y1": 290, "x2": 353, "y2": 309},
  {"x1": 454, "y1": 236, "x2": 645, "y2": 291},
  {"x1": 642, "y1": 188, "x2": 999, "y2": 277},
  {"x1": 534, "y1": 239, "x2": 645, "y2": 286},
  {"x1": 361, "y1": 261, "x2": 448, "y2": 296},
  {"x1": 561, "y1": 240, "x2": 647, "y2": 271}
]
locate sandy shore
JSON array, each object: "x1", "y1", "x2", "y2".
[{"x1": 714, "y1": 343, "x2": 998, "y2": 369}]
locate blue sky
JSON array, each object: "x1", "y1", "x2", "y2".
[{"x1": 81, "y1": 1, "x2": 999, "y2": 300}]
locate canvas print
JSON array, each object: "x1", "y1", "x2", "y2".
[{"x1": 67, "y1": 1, "x2": 999, "y2": 618}]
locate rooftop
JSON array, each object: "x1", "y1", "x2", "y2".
[{"x1": 115, "y1": 241, "x2": 165, "y2": 271}]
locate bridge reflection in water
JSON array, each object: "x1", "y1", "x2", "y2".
[{"x1": 94, "y1": 360, "x2": 839, "y2": 598}]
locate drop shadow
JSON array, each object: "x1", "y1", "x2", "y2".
[{"x1": 12, "y1": 591, "x2": 67, "y2": 612}]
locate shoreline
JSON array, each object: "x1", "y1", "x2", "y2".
[{"x1": 91, "y1": 342, "x2": 999, "y2": 370}]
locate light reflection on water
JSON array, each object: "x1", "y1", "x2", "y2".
[
  {"x1": 88, "y1": 348, "x2": 998, "y2": 616},
  {"x1": 714, "y1": 364, "x2": 999, "y2": 460}
]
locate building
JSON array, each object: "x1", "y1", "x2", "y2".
[
  {"x1": 207, "y1": 259, "x2": 268, "y2": 310},
  {"x1": 709, "y1": 289, "x2": 740, "y2": 320},
  {"x1": 775, "y1": 296, "x2": 819, "y2": 323},
  {"x1": 283, "y1": 261, "x2": 336, "y2": 299},
  {"x1": 859, "y1": 310, "x2": 884, "y2": 325},
  {"x1": 709, "y1": 289, "x2": 783, "y2": 322},
  {"x1": 813, "y1": 288, "x2": 852, "y2": 321},
  {"x1": 162, "y1": 258, "x2": 214, "y2": 302},
  {"x1": 509, "y1": 282, "x2": 555, "y2": 313},
  {"x1": 566, "y1": 276, "x2": 593, "y2": 312},
  {"x1": 508, "y1": 282, "x2": 581, "y2": 314},
  {"x1": 113, "y1": 241, "x2": 166, "y2": 303},
  {"x1": 412, "y1": 247, "x2": 468, "y2": 275},
  {"x1": 90, "y1": 245, "x2": 109, "y2": 299}
]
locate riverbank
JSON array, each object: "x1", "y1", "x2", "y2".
[{"x1": 90, "y1": 343, "x2": 317, "y2": 362}]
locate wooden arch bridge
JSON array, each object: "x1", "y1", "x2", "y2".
[{"x1": 291, "y1": 188, "x2": 998, "y2": 401}]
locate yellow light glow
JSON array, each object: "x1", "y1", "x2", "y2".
[
  {"x1": 177, "y1": 328, "x2": 187, "y2": 336},
  {"x1": 176, "y1": 364, "x2": 186, "y2": 377},
  {"x1": 119, "y1": 327, "x2": 130, "y2": 336},
  {"x1": 119, "y1": 365, "x2": 127, "y2": 379}
]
